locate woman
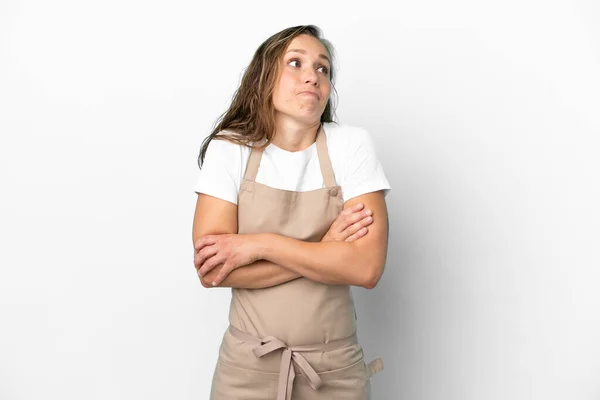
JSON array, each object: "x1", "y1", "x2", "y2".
[{"x1": 192, "y1": 25, "x2": 391, "y2": 399}]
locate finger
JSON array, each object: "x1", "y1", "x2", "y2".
[
  {"x1": 194, "y1": 246, "x2": 219, "y2": 270},
  {"x1": 194, "y1": 245, "x2": 218, "y2": 270},
  {"x1": 333, "y1": 204, "x2": 364, "y2": 232},
  {"x1": 198, "y1": 254, "x2": 225, "y2": 277},
  {"x1": 212, "y1": 262, "x2": 234, "y2": 286},
  {"x1": 329, "y1": 209, "x2": 351, "y2": 234},
  {"x1": 344, "y1": 209, "x2": 372, "y2": 230},
  {"x1": 328, "y1": 204, "x2": 367, "y2": 237},
  {"x1": 342, "y1": 215, "x2": 373, "y2": 239},
  {"x1": 361, "y1": 214, "x2": 374, "y2": 226},
  {"x1": 345, "y1": 203, "x2": 365, "y2": 218},
  {"x1": 336, "y1": 203, "x2": 364, "y2": 225},
  {"x1": 343, "y1": 203, "x2": 363, "y2": 215},
  {"x1": 345, "y1": 227, "x2": 368, "y2": 242},
  {"x1": 194, "y1": 235, "x2": 218, "y2": 252}
]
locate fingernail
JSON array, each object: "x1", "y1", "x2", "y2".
[
  {"x1": 366, "y1": 210, "x2": 372, "y2": 215},
  {"x1": 212, "y1": 281, "x2": 217, "y2": 286},
  {"x1": 366, "y1": 216, "x2": 372, "y2": 222}
]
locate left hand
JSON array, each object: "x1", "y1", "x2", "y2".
[{"x1": 194, "y1": 234, "x2": 262, "y2": 286}]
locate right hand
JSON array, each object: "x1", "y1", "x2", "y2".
[{"x1": 321, "y1": 203, "x2": 373, "y2": 243}]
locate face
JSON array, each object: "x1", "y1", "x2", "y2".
[{"x1": 272, "y1": 34, "x2": 332, "y2": 125}]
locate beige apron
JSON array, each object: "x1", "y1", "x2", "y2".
[{"x1": 210, "y1": 124, "x2": 383, "y2": 400}]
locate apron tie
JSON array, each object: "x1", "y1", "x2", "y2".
[
  {"x1": 228, "y1": 325, "x2": 360, "y2": 400},
  {"x1": 252, "y1": 335, "x2": 324, "y2": 400}
]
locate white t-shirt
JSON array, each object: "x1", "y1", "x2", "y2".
[{"x1": 194, "y1": 122, "x2": 391, "y2": 205}]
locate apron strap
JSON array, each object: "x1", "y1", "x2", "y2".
[
  {"x1": 242, "y1": 124, "x2": 337, "y2": 189},
  {"x1": 243, "y1": 142, "x2": 265, "y2": 183},
  {"x1": 315, "y1": 123, "x2": 337, "y2": 188},
  {"x1": 365, "y1": 357, "x2": 384, "y2": 379}
]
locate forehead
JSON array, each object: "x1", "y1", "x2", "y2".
[{"x1": 285, "y1": 34, "x2": 329, "y2": 59}]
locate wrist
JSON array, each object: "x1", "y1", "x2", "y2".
[{"x1": 255, "y1": 233, "x2": 275, "y2": 260}]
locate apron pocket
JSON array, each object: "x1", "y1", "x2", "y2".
[
  {"x1": 293, "y1": 359, "x2": 371, "y2": 400},
  {"x1": 210, "y1": 360, "x2": 279, "y2": 400}
]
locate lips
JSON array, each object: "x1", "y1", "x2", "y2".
[{"x1": 298, "y1": 91, "x2": 319, "y2": 99}]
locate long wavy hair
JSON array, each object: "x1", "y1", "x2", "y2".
[{"x1": 197, "y1": 25, "x2": 338, "y2": 169}]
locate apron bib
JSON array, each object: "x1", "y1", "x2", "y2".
[{"x1": 210, "y1": 124, "x2": 383, "y2": 400}]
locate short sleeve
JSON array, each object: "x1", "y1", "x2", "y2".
[
  {"x1": 193, "y1": 137, "x2": 241, "y2": 205},
  {"x1": 342, "y1": 128, "x2": 391, "y2": 202}
]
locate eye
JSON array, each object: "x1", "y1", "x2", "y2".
[{"x1": 287, "y1": 58, "x2": 330, "y2": 75}]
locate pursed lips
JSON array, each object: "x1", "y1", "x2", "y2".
[{"x1": 298, "y1": 91, "x2": 319, "y2": 99}]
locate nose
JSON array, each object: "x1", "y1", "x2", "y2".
[{"x1": 303, "y1": 68, "x2": 319, "y2": 86}]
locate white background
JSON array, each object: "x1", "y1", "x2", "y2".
[{"x1": 1, "y1": 1, "x2": 599, "y2": 399}]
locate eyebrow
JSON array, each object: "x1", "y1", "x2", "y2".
[{"x1": 285, "y1": 49, "x2": 330, "y2": 64}]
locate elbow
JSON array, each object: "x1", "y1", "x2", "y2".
[{"x1": 360, "y1": 265, "x2": 384, "y2": 289}]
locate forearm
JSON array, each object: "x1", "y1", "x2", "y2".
[
  {"x1": 201, "y1": 259, "x2": 301, "y2": 289},
  {"x1": 259, "y1": 233, "x2": 379, "y2": 287}
]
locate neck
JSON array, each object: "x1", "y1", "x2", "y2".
[{"x1": 271, "y1": 117, "x2": 321, "y2": 152}]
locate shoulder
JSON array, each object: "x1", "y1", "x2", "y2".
[
  {"x1": 328, "y1": 124, "x2": 391, "y2": 201},
  {"x1": 323, "y1": 122, "x2": 376, "y2": 154},
  {"x1": 323, "y1": 122, "x2": 365, "y2": 140},
  {"x1": 203, "y1": 131, "x2": 252, "y2": 162},
  {"x1": 195, "y1": 131, "x2": 251, "y2": 204},
  {"x1": 324, "y1": 122, "x2": 373, "y2": 147},
  {"x1": 208, "y1": 131, "x2": 247, "y2": 152}
]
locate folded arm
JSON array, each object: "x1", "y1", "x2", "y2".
[
  {"x1": 200, "y1": 260, "x2": 301, "y2": 289},
  {"x1": 259, "y1": 190, "x2": 389, "y2": 289},
  {"x1": 193, "y1": 191, "x2": 388, "y2": 289},
  {"x1": 192, "y1": 193, "x2": 301, "y2": 289}
]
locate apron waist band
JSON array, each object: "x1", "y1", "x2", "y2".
[{"x1": 227, "y1": 325, "x2": 358, "y2": 400}]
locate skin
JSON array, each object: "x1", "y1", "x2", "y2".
[
  {"x1": 192, "y1": 34, "x2": 389, "y2": 289},
  {"x1": 193, "y1": 198, "x2": 374, "y2": 289},
  {"x1": 270, "y1": 34, "x2": 332, "y2": 151}
]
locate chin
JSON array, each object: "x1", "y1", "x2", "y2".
[
  {"x1": 297, "y1": 108, "x2": 325, "y2": 120},
  {"x1": 294, "y1": 114, "x2": 322, "y2": 125},
  {"x1": 277, "y1": 110, "x2": 318, "y2": 123}
]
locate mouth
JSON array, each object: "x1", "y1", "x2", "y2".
[{"x1": 298, "y1": 91, "x2": 319, "y2": 99}]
